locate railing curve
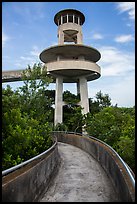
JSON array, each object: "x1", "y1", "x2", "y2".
[
  {"x1": 52, "y1": 131, "x2": 135, "y2": 202},
  {"x1": 2, "y1": 131, "x2": 135, "y2": 202},
  {"x1": 2, "y1": 134, "x2": 59, "y2": 202},
  {"x1": 2, "y1": 135, "x2": 57, "y2": 177}
]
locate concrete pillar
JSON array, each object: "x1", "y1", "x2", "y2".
[
  {"x1": 77, "y1": 81, "x2": 80, "y2": 95},
  {"x1": 57, "y1": 55, "x2": 62, "y2": 61},
  {"x1": 61, "y1": 15, "x2": 63, "y2": 24},
  {"x1": 79, "y1": 77, "x2": 89, "y2": 115},
  {"x1": 54, "y1": 77, "x2": 63, "y2": 125},
  {"x1": 78, "y1": 16, "x2": 80, "y2": 25},
  {"x1": 58, "y1": 30, "x2": 64, "y2": 44},
  {"x1": 77, "y1": 31, "x2": 83, "y2": 44},
  {"x1": 73, "y1": 14, "x2": 75, "y2": 23}
]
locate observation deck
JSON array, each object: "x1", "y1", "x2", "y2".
[{"x1": 39, "y1": 44, "x2": 101, "y2": 82}]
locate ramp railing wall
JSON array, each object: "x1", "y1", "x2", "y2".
[
  {"x1": 2, "y1": 131, "x2": 135, "y2": 202},
  {"x1": 53, "y1": 131, "x2": 135, "y2": 202}
]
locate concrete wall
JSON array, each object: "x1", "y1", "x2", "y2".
[
  {"x1": 46, "y1": 60, "x2": 101, "y2": 74},
  {"x1": 2, "y1": 132, "x2": 135, "y2": 202},
  {"x1": 55, "y1": 132, "x2": 135, "y2": 202},
  {"x1": 2, "y1": 143, "x2": 60, "y2": 202}
]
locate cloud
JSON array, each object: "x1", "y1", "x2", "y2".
[
  {"x1": 108, "y1": 75, "x2": 135, "y2": 107},
  {"x1": 30, "y1": 46, "x2": 41, "y2": 57},
  {"x1": 14, "y1": 62, "x2": 23, "y2": 68},
  {"x1": 116, "y1": 2, "x2": 135, "y2": 20},
  {"x1": 97, "y1": 46, "x2": 135, "y2": 77},
  {"x1": 14, "y1": 46, "x2": 43, "y2": 69},
  {"x1": 19, "y1": 56, "x2": 40, "y2": 68},
  {"x1": 2, "y1": 32, "x2": 10, "y2": 47},
  {"x1": 12, "y1": 2, "x2": 46, "y2": 24},
  {"x1": 92, "y1": 33, "x2": 103, "y2": 40},
  {"x1": 88, "y1": 73, "x2": 135, "y2": 107},
  {"x1": 20, "y1": 56, "x2": 34, "y2": 61},
  {"x1": 84, "y1": 32, "x2": 104, "y2": 41},
  {"x1": 114, "y1": 34, "x2": 134, "y2": 43}
]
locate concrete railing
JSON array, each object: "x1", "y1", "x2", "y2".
[
  {"x1": 2, "y1": 131, "x2": 135, "y2": 202},
  {"x1": 2, "y1": 136, "x2": 60, "y2": 202},
  {"x1": 53, "y1": 131, "x2": 135, "y2": 202}
]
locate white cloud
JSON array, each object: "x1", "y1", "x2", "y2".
[
  {"x1": 88, "y1": 73, "x2": 135, "y2": 107},
  {"x1": 114, "y1": 34, "x2": 134, "y2": 43},
  {"x1": 116, "y1": 2, "x2": 135, "y2": 20},
  {"x1": 92, "y1": 33, "x2": 103, "y2": 40},
  {"x1": 2, "y1": 32, "x2": 9, "y2": 47},
  {"x1": 109, "y1": 75, "x2": 135, "y2": 107},
  {"x1": 14, "y1": 46, "x2": 42, "y2": 69},
  {"x1": 12, "y1": 2, "x2": 46, "y2": 24},
  {"x1": 30, "y1": 46, "x2": 41, "y2": 57},
  {"x1": 14, "y1": 62, "x2": 23, "y2": 68},
  {"x1": 63, "y1": 45, "x2": 135, "y2": 107},
  {"x1": 97, "y1": 46, "x2": 135, "y2": 77},
  {"x1": 84, "y1": 32, "x2": 104, "y2": 41},
  {"x1": 20, "y1": 56, "x2": 34, "y2": 61}
]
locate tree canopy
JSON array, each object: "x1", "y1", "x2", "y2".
[
  {"x1": 2, "y1": 63, "x2": 135, "y2": 173},
  {"x1": 2, "y1": 63, "x2": 53, "y2": 170}
]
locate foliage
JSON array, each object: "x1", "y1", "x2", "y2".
[
  {"x1": 2, "y1": 108, "x2": 52, "y2": 170},
  {"x1": 2, "y1": 67, "x2": 135, "y2": 173},
  {"x1": 63, "y1": 105, "x2": 84, "y2": 133},
  {"x1": 63, "y1": 90, "x2": 80, "y2": 104},
  {"x1": 62, "y1": 90, "x2": 83, "y2": 132},
  {"x1": 89, "y1": 90, "x2": 112, "y2": 115},
  {"x1": 2, "y1": 85, "x2": 21, "y2": 115},
  {"x1": 18, "y1": 63, "x2": 54, "y2": 124},
  {"x1": 95, "y1": 90, "x2": 111, "y2": 108},
  {"x1": 2, "y1": 63, "x2": 54, "y2": 171},
  {"x1": 85, "y1": 106, "x2": 135, "y2": 172},
  {"x1": 53, "y1": 123, "x2": 68, "y2": 131}
]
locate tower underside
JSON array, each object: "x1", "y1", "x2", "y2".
[{"x1": 40, "y1": 44, "x2": 101, "y2": 125}]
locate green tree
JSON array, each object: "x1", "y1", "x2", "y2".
[
  {"x1": 2, "y1": 86, "x2": 22, "y2": 141},
  {"x1": 96, "y1": 90, "x2": 111, "y2": 108},
  {"x1": 2, "y1": 108, "x2": 52, "y2": 170},
  {"x1": 18, "y1": 63, "x2": 54, "y2": 124},
  {"x1": 89, "y1": 90, "x2": 112, "y2": 115},
  {"x1": 64, "y1": 106, "x2": 84, "y2": 133},
  {"x1": 53, "y1": 123, "x2": 68, "y2": 131},
  {"x1": 89, "y1": 98, "x2": 100, "y2": 115},
  {"x1": 63, "y1": 90, "x2": 80, "y2": 105},
  {"x1": 62, "y1": 90, "x2": 83, "y2": 132},
  {"x1": 85, "y1": 106, "x2": 135, "y2": 172},
  {"x1": 2, "y1": 63, "x2": 54, "y2": 170}
]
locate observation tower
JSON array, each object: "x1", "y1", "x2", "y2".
[{"x1": 39, "y1": 9, "x2": 101, "y2": 126}]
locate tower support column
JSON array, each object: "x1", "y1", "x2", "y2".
[
  {"x1": 79, "y1": 77, "x2": 89, "y2": 115},
  {"x1": 77, "y1": 81, "x2": 80, "y2": 95},
  {"x1": 58, "y1": 30, "x2": 64, "y2": 44},
  {"x1": 54, "y1": 76, "x2": 63, "y2": 126}
]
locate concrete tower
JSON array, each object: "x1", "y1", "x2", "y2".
[{"x1": 39, "y1": 9, "x2": 101, "y2": 126}]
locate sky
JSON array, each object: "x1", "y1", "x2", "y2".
[{"x1": 2, "y1": 2, "x2": 135, "y2": 107}]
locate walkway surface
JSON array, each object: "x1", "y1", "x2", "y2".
[{"x1": 40, "y1": 142, "x2": 119, "y2": 202}]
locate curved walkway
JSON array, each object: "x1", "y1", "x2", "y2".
[{"x1": 40, "y1": 142, "x2": 119, "y2": 202}]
